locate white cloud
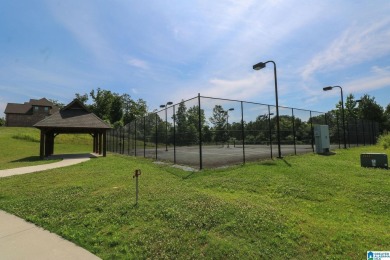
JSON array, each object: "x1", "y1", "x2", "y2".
[
  {"x1": 125, "y1": 57, "x2": 149, "y2": 70},
  {"x1": 171, "y1": 73, "x2": 274, "y2": 104},
  {"x1": 302, "y1": 18, "x2": 390, "y2": 80},
  {"x1": 344, "y1": 67, "x2": 390, "y2": 94}
]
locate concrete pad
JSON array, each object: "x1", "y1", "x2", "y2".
[{"x1": 0, "y1": 210, "x2": 100, "y2": 260}]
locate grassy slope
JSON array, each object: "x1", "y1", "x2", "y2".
[
  {"x1": 0, "y1": 128, "x2": 389, "y2": 259},
  {"x1": 0, "y1": 127, "x2": 92, "y2": 169}
]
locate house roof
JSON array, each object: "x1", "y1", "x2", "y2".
[
  {"x1": 4, "y1": 98, "x2": 59, "y2": 114},
  {"x1": 4, "y1": 103, "x2": 31, "y2": 114},
  {"x1": 28, "y1": 98, "x2": 54, "y2": 107},
  {"x1": 34, "y1": 99, "x2": 111, "y2": 130}
]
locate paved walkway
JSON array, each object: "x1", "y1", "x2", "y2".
[
  {"x1": 0, "y1": 153, "x2": 97, "y2": 178},
  {"x1": 0, "y1": 153, "x2": 101, "y2": 259}
]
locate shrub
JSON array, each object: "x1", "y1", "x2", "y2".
[
  {"x1": 12, "y1": 133, "x2": 40, "y2": 142},
  {"x1": 377, "y1": 133, "x2": 390, "y2": 149}
]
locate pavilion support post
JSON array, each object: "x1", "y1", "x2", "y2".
[
  {"x1": 93, "y1": 134, "x2": 96, "y2": 153},
  {"x1": 103, "y1": 131, "x2": 107, "y2": 157},
  {"x1": 40, "y1": 130, "x2": 45, "y2": 159},
  {"x1": 99, "y1": 132, "x2": 103, "y2": 155},
  {"x1": 49, "y1": 133, "x2": 55, "y2": 156}
]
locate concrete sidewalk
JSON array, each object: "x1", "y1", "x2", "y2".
[
  {"x1": 0, "y1": 210, "x2": 100, "y2": 260},
  {"x1": 0, "y1": 153, "x2": 98, "y2": 178},
  {"x1": 0, "y1": 153, "x2": 101, "y2": 259}
]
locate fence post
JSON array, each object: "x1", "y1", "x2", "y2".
[
  {"x1": 173, "y1": 105, "x2": 176, "y2": 164},
  {"x1": 336, "y1": 113, "x2": 341, "y2": 149},
  {"x1": 143, "y1": 116, "x2": 146, "y2": 157},
  {"x1": 347, "y1": 118, "x2": 351, "y2": 148},
  {"x1": 268, "y1": 105, "x2": 272, "y2": 159},
  {"x1": 128, "y1": 123, "x2": 131, "y2": 155},
  {"x1": 135, "y1": 119, "x2": 137, "y2": 156},
  {"x1": 292, "y1": 108, "x2": 296, "y2": 155},
  {"x1": 310, "y1": 111, "x2": 314, "y2": 153},
  {"x1": 198, "y1": 93, "x2": 203, "y2": 170},
  {"x1": 355, "y1": 118, "x2": 359, "y2": 147},
  {"x1": 155, "y1": 113, "x2": 158, "y2": 160},
  {"x1": 241, "y1": 101, "x2": 245, "y2": 164}
]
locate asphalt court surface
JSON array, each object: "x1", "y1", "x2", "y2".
[{"x1": 129, "y1": 144, "x2": 340, "y2": 168}]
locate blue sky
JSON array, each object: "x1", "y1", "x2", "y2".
[{"x1": 1, "y1": 0, "x2": 390, "y2": 118}]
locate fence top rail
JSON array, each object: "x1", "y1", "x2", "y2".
[{"x1": 200, "y1": 95, "x2": 326, "y2": 114}]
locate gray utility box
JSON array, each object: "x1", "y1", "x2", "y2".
[
  {"x1": 360, "y1": 153, "x2": 388, "y2": 169},
  {"x1": 314, "y1": 125, "x2": 330, "y2": 154}
]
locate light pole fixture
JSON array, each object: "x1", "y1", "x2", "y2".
[
  {"x1": 226, "y1": 108, "x2": 234, "y2": 148},
  {"x1": 253, "y1": 60, "x2": 282, "y2": 158},
  {"x1": 323, "y1": 85, "x2": 347, "y2": 149},
  {"x1": 160, "y1": 101, "x2": 173, "y2": 151}
]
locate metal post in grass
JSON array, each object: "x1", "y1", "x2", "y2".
[
  {"x1": 198, "y1": 93, "x2": 203, "y2": 170},
  {"x1": 133, "y1": 169, "x2": 141, "y2": 205}
]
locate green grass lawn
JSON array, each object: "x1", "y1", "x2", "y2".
[
  {"x1": 0, "y1": 127, "x2": 92, "y2": 169},
  {"x1": 0, "y1": 128, "x2": 389, "y2": 259}
]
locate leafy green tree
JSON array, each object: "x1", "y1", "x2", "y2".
[
  {"x1": 209, "y1": 105, "x2": 228, "y2": 143},
  {"x1": 110, "y1": 95, "x2": 124, "y2": 124},
  {"x1": 89, "y1": 88, "x2": 115, "y2": 122},
  {"x1": 122, "y1": 94, "x2": 148, "y2": 125},
  {"x1": 357, "y1": 94, "x2": 385, "y2": 123},
  {"x1": 0, "y1": 117, "x2": 5, "y2": 126},
  {"x1": 48, "y1": 99, "x2": 65, "y2": 109},
  {"x1": 75, "y1": 93, "x2": 89, "y2": 105},
  {"x1": 175, "y1": 101, "x2": 188, "y2": 145},
  {"x1": 384, "y1": 104, "x2": 390, "y2": 132}
]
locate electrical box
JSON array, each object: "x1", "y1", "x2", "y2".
[
  {"x1": 314, "y1": 125, "x2": 330, "y2": 154},
  {"x1": 360, "y1": 153, "x2": 388, "y2": 169}
]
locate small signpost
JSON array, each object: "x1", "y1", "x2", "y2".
[{"x1": 133, "y1": 169, "x2": 141, "y2": 205}]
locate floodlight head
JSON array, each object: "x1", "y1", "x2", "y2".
[
  {"x1": 323, "y1": 86, "x2": 333, "y2": 91},
  {"x1": 160, "y1": 105, "x2": 165, "y2": 108},
  {"x1": 253, "y1": 62, "x2": 266, "y2": 70},
  {"x1": 167, "y1": 102, "x2": 173, "y2": 106},
  {"x1": 228, "y1": 108, "x2": 234, "y2": 111}
]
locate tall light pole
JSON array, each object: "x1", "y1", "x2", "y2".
[
  {"x1": 253, "y1": 60, "x2": 282, "y2": 158},
  {"x1": 160, "y1": 101, "x2": 173, "y2": 151},
  {"x1": 226, "y1": 108, "x2": 234, "y2": 148},
  {"x1": 323, "y1": 86, "x2": 347, "y2": 149}
]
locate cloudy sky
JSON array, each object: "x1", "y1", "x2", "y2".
[{"x1": 1, "y1": 0, "x2": 390, "y2": 118}]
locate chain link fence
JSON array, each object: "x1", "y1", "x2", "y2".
[{"x1": 107, "y1": 94, "x2": 380, "y2": 169}]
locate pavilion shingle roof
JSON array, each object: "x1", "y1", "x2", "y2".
[{"x1": 34, "y1": 99, "x2": 111, "y2": 129}]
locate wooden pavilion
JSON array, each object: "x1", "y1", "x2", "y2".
[{"x1": 34, "y1": 99, "x2": 112, "y2": 159}]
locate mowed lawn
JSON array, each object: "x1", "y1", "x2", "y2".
[
  {"x1": 0, "y1": 127, "x2": 389, "y2": 259},
  {"x1": 0, "y1": 127, "x2": 92, "y2": 169}
]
